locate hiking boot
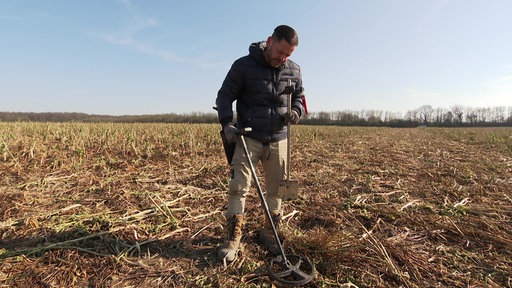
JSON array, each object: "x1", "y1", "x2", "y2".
[
  {"x1": 218, "y1": 214, "x2": 245, "y2": 262},
  {"x1": 259, "y1": 212, "x2": 282, "y2": 255}
]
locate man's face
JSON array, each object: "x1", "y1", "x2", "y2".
[{"x1": 265, "y1": 37, "x2": 296, "y2": 68}]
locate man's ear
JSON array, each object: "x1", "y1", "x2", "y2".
[{"x1": 266, "y1": 36, "x2": 273, "y2": 46}]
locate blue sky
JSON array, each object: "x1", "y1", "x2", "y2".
[{"x1": 1, "y1": 0, "x2": 511, "y2": 115}]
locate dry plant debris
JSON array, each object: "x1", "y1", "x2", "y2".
[{"x1": 1, "y1": 123, "x2": 511, "y2": 287}]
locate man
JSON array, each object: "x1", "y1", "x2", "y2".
[{"x1": 215, "y1": 25, "x2": 305, "y2": 262}]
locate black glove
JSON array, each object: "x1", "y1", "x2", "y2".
[
  {"x1": 284, "y1": 110, "x2": 300, "y2": 124},
  {"x1": 279, "y1": 85, "x2": 295, "y2": 95},
  {"x1": 223, "y1": 123, "x2": 238, "y2": 143}
]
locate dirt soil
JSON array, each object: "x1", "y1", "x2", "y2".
[{"x1": 0, "y1": 124, "x2": 511, "y2": 287}]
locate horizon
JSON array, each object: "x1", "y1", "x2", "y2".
[{"x1": 2, "y1": 102, "x2": 511, "y2": 118}]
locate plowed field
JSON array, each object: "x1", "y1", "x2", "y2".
[{"x1": 1, "y1": 123, "x2": 511, "y2": 287}]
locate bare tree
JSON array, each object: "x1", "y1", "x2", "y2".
[
  {"x1": 466, "y1": 108, "x2": 477, "y2": 124},
  {"x1": 434, "y1": 107, "x2": 448, "y2": 124},
  {"x1": 492, "y1": 106, "x2": 506, "y2": 123},
  {"x1": 451, "y1": 105, "x2": 464, "y2": 123},
  {"x1": 444, "y1": 110, "x2": 454, "y2": 124},
  {"x1": 417, "y1": 105, "x2": 434, "y2": 126},
  {"x1": 404, "y1": 110, "x2": 419, "y2": 122}
]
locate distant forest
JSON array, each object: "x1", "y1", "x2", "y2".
[{"x1": 1, "y1": 104, "x2": 512, "y2": 127}]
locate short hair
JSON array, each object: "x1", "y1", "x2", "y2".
[{"x1": 272, "y1": 25, "x2": 299, "y2": 46}]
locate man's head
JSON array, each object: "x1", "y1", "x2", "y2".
[{"x1": 264, "y1": 25, "x2": 299, "y2": 68}]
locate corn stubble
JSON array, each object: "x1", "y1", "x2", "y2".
[{"x1": 0, "y1": 123, "x2": 511, "y2": 287}]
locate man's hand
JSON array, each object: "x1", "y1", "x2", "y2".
[
  {"x1": 279, "y1": 85, "x2": 295, "y2": 95},
  {"x1": 284, "y1": 110, "x2": 300, "y2": 124},
  {"x1": 223, "y1": 123, "x2": 238, "y2": 143}
]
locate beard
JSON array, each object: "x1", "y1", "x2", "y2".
[
  {"x1": 264, "y1": 45, "x2": 285, "y2": 68},
  {"x1": 266, "y1": 51, "x2": 284, "y2": 68}
]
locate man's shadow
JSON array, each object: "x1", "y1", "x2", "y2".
[{"x1": 0, "y1": 225, "x2": 224, "y2": 270}]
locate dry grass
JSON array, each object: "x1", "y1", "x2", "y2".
[{"x1": 1, "y1": 123, "x2": 511, "y2": 287}]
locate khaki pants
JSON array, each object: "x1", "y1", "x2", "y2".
[{"x1": 227, "y1": 137, "x2": 288, "y2": 215}]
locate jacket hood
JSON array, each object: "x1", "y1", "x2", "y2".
[{"x1": 249, "y1": 41, "x2": 268, "y2": 66}]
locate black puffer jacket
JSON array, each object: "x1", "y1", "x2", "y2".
[{"x1": 216, "y1": 41, "x2": 305, "y2": 143}]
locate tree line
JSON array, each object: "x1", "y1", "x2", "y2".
[
  {"x1": 0, "y1": 111, "x2": 217, "y2": 124},
  {"x1": 1, "y1": 105, "x2": 511, "y2": 127},
  {"x1": 301, "y1": 105, "x2": 512, "y2": 127}
]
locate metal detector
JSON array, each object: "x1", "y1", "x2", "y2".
[{"x1": 236, "y1": 129, "x2": 315, "y2": 286}]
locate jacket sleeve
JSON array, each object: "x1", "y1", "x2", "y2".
[
  {"x1": 291, "y1": 68, "x2": 305, "y2": 117},
  {"x1": 216, "y1": 61, "x2": 244, "y2": 126}
]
